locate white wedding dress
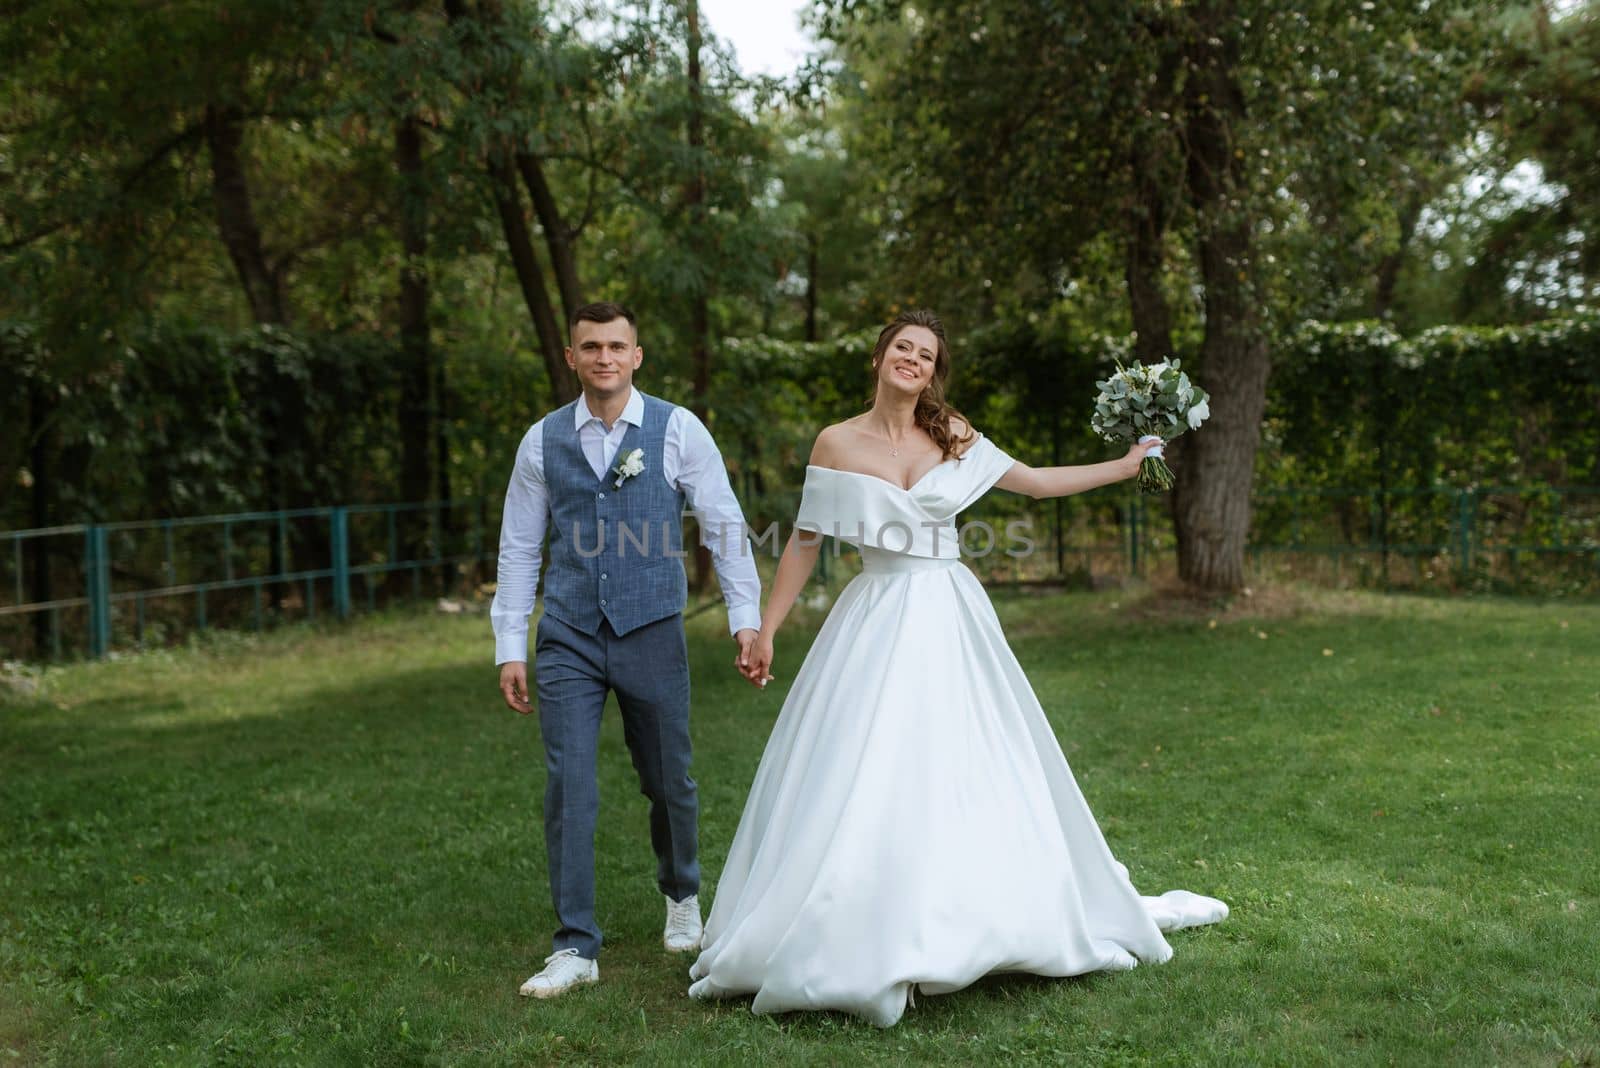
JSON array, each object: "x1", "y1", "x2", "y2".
[{"x1": 687, "y1": 435, "x2": 1227, "y2": 1027}]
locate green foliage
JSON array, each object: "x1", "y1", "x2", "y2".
[
  {"x1": 0, "y1": 0, "x2": 362, "y2": 333},
  {"x1": 709, "y1": 329, "x2": 878, "y2": 524},
  {"x1": 1, "y1": 0, "x2": 1596, "y2": 560},
  {"x1": 675, "y1": 310, "x2": 1600, "y2": 557},
  {"x1": 814, "y1": 0, "x2": 1492, "y2": 332},
  {"x1": 1268, "y1": 316, "x2": 1600, "y2": 492},
  {"x1": 1466, "y1": 2, "x2": 1600, "y2": 309},
  {"x1": 1, "y1": 322, "x2": 401, "y2": 522}
]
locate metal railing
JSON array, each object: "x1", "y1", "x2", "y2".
[
  {"x1": 929, "y1": 485, "x2": 1600, "y2": 589},
  {"x1": 4, "y1": 485, "x2": 1596, "y2": 662},
  {"x1": 1, "y1": 500, "x2": 494, "y2": 661},
  {"x1": 1241, "y1": 485, "x2": 1600, "y2": 585},
  {"x1": 654, "y1": 484, "x2": 1600, "y2": 593}
]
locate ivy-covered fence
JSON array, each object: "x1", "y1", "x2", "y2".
[
  {"x1": 710, "y1": 316, "x2": 1600, "y2": 597},
  {"x1": 1265, "y1": 317, "x2": 1600, "y2": 494},
  {"x1": 709, "y1": 315, "x2": 1600, "y2": 525},
  {"x1": 1246, "y1": 318, "x2": 1600, "y2": 594},
  {"x1": 4, "y1": 315, "x2": 1597, "y2": 660}
]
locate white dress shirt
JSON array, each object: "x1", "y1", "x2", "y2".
[{"x1": 491, "y1": 386, "x2": 763, "y2": 664}]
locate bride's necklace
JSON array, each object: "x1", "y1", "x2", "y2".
[{"x1": 873, "y1": 418, "x2": 912, "y2": 457}]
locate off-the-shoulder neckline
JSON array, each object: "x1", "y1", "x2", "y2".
[
  {"x1": 805, "y1": 435, "x2": 983, "y2": 494},
  {"x1": 804, "y1": 462, "x2": 949, "y2": 494}
]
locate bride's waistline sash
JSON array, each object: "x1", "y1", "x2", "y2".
[{"x1": 857, "y1": 547, "x2": 963, "y2": 575}]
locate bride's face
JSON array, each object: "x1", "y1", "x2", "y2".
[{"x1": 877, "y1": 326, "x2": 938, "y2": 397}]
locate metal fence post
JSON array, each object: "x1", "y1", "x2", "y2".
[
  {"x1": 1454, "y1": 490, "x2": 1474, "y2": 581},
  {"x1": 86, "y1": 525, "x2": 111, "y2": 658},
  {"x1": 331, "y1": 507, "x2": 351, "y2": 620},
  {"x1": 1127, "y1": 500, "x2": 1140, "y2": 577}
]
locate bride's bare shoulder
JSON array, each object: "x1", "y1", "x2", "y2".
[{"x1": 809, "y1": 419, "x2": 864, "y2": 468}]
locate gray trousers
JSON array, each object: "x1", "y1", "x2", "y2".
[{"x1": 533, "y1": 610, "x2": 698, "y2": 959}]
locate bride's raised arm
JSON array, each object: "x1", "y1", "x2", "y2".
[{"x1": 994, "y1": 439, "x2": 1158, "y2": 500}]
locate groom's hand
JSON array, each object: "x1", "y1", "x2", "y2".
[
  {"x1": 734, "y1": 629, "x2": 759, "y2": 680},
  {"x1": 500, "y1": 661, "x2": 533, "y2": 715},
  {"x1": 735, "y1": 630, "x2": 775, "y2": 690}
]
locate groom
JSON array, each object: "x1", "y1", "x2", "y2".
[{"x1": 491, "y1": 302, "x2": 762, "y2": 999}]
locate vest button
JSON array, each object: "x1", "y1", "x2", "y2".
[
  {"x1": 600, "y1": 572, "x2": 608, "y2": 580},
  {"x1": 600, "y1": 598, "x2": 608, "y2": 606},
  {"x1": 597, "y1": 492, "x2": 605, "y2": 499}
]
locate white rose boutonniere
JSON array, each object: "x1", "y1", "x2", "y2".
[{"x1": 612, "y1": 447, "x2": 645, "y2": 489}]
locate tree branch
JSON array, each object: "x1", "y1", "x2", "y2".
[{"x1": 1, "y1": 123, "x2": 203, "y2": 252}]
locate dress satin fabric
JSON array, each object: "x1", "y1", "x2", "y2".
[{"x1": 687, "y1": 436, "x2": 1227, "y2": 1027}]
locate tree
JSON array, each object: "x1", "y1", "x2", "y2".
[
  {"x1": 0, "y1": 0, "x2": 344, "y2": 584},
  {"x1": 440, "y1": 0, "x2": 581, "y2": 405},
  {"x1": 819, "y1": 0, "x2": 1492, "y2": 590},
  {"x1": 764, "y1": 94, "x2": 890, "y2": 342},
  {"x1": 1462, "y1": 1, "x2": 1600, "y2": 317}
]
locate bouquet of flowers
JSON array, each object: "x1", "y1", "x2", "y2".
[{"x1": 1090, "y1": 358, "x2": 1210, "y2": 494}]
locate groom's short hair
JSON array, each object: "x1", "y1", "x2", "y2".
[{"x1": 570, "y1": 301, "x2": 637, "y2": 339}]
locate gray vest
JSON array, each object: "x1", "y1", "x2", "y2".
[{"x1": 542, "y1": 392, "x2": 688, "y2": 636}]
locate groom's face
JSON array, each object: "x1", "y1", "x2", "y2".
[{"x1": 566, "y1": 318, "x2": 643, "y2": 397}]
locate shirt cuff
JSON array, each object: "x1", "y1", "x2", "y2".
[
  {"x1": 726, "y1": 603, "x2": 761, "y2": 636},
  {"x1": 496, "y1": 631, "x2": 529, "y2": 665}
]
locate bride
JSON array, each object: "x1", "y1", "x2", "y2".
[{"x1": 687, "y1": 310, "x2": 1227, "y2": 1027}]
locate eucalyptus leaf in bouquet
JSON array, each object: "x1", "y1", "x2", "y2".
[{"x1": 1090, "y1": 359, "x2": 1210, "y2": 493}]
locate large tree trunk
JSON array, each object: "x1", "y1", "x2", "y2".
[
  {"x1": 1170, "y1": 22, "x2": 1270, "y2": 593},
  {"x1": 435, "y1": 356, "x2": 454, "y2": 569},
  {"x1": 804, "y1": 231, "x2": 820, "y2": 343},
  {"x1": 204, "y1": 106, "x2": 288, "y2": 326},
  {"x1": 396, "y1": 113, "x2": 435, "y2": 570},
  {"x1": 1374, "y1": 194, "x2": 1421, "y2": 321},
  {"x1": 1125, "y1": 175, "x2": 1174, "y2": 362},
  {"x1": 490, "y1": 155, "x2": 578, "y2": 405},
  {"x1": 1124, "y1": 44, "x2": 1179, "y2": 364},
  {"x1": 1171, "y1": 222, "x2": 1270, "y2": 591},
  {"x1": 685, "y1": 0, "x2": 713, "y2": 593},
  {"x1": 516, "y1": 151, "x2": 584, "y2": 326},
  {"x1": 443, "y1": 0, "x2": 578, "y2": 407},
  {"x1": 27, "y1": 377, "x2": 55, "y2": 655},
  {"x1": 204, "y1": 103, "x2": 311, "y2": 595}
]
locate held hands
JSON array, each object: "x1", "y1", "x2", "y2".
[
  {"x1": 505, "y1": 636, "x2": 773, "y2": 710},
  {"x1": 734, "y1": 628, "x2": 775, "y2": 690},
  {"x1": 500, "y1": 661, "x2": 533, "y2": 715}
]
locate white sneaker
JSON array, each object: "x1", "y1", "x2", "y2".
[
  {"x1": 663, "y1": 893, "x2": 703, "y2": 953},
  {"x1": 518, "y1": 948, "x2": 598, "y2": 998}
]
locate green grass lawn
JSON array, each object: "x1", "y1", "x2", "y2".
[{"x1": 3, "y1": 586, "x2": 1598, "y2": 1066}]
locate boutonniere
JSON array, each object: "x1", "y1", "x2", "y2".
[{"x1": 612, "y1": 447, "x2": 645, "y2": 489}]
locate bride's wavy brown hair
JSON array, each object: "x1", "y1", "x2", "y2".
[{"x1": 868, "y1": 309, "x2": 977, "y2": 460}]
